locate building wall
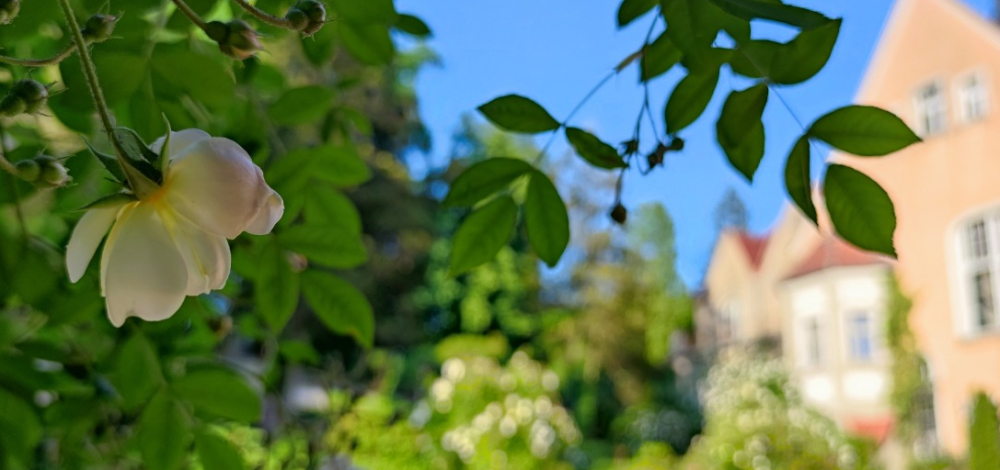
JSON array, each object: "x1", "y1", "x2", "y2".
[
  {"x1": 781, "y1": 265, "x2": 894, "y2": 426},
  {"x1": 840, "y1": 0, "x2": 1000, "y2": 453}
]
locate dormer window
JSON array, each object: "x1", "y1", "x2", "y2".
[
  {"x1": 915, "y1": 80, "x2": 947, "y2": 136},
  {"x1": 957, "y1": 72, "x2": 989, "y2": 124}
]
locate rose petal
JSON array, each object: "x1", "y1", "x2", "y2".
[
  {"x1": 162, "y1": 209, "x2": 232, "y2": 295},
  {"x1": 245, "y1": 189, "x2": 284, "y2": 235},
  {"x1": 150, "y1": 128, "x2": 211, "y2": 160},
  {"x1": 66, "y1": 203, "x2": 124, "y2": 283},
  {"x1": 164, "y1": 138, "x2": 272, "y2": 239},
  {"x1": 103, "y1": 203, "x2": 189, "y2": 327}
]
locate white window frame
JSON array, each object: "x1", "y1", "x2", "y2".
[
  {"x1": 913, "y1": 79, "x2": 948, "y2": 137},
  {"x1": 800, "y1": 315, "x2": 825, "y2": 367},
  {"x1": 954, "y1": 69, "x2": 990, "y2": 125},
  {"x1": 717, "y1": 302, "x2": 741, "y2": 343},
  {"x1": 948, "y1": 205, "x2": 1000, "y2": 337}
]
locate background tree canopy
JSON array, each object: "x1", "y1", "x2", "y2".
[{"x1": 0, "y1": 0, "x2": 934, "y2": 469}]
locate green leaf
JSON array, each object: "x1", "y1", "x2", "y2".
[
  {"x1": 195, "y1": 428, "x2": 247, "y2": 470},
  {"x1": 444, "y1": 157, "x2": 533, "y2": 207},
  {"x1": 329, "y1": 0, "x2": 396, "y2": 23},
  {"x1": 524, "y1": 171, "x2": 570, "y2": 267},
  {"x1": 706, "y1": 0, "x2": 832, "y2": 30},
  {"x1": 268, "y1": 86, "x2": 335, "y2": 126},
  {"x1": 151, "y1": 47, "x2": 235, "y2": 110},
  {"x1": 478, "y1": 95, "x2": 561, "y2": 134},
  {"x1": 0, "y1": 387, "x2": 41, "y2": 468},
  {"x1": 661, "y1": 0, "x2": 744, "y2": 54},
  {"x1": 823, "y1": 164, "x2": 896, "y2": 257},
  {"x1": 618, "y1": 0, "x2": 659, "y2": 27},
  {"x1": 450, "y1": 196, "x2": 518, "y2": 275},
  {"x1": 303, "y1": 186, "x2": 362, "y2": 234},
  {"x1": 111, "y1": 333, "x2": 164, "y2": 411},
  {"x1": 278, "y1": 224, "x2": 367, "y2": 269},
  {"x1": 83, "y1": 137, "x2": 125, "y2": 182},
  {"x1": 665, "y1": 69, "x2": 719, "y2": 134},
  {"x1": 138, "y1": 391, "x2": 191, "y2": 470},
  {"x1": 172, "y1": 367, "x2": 262, "y2": 423},
  {"x1": 338, "y1": 22, "x2": 395, "y2": 66},
  {"x1": 720, "y1": 121, "x2": 765, "y2": 181},
  {"x1": 279, "y1": 340, "x2": 321, "y2": 365},
  {"x1": 396, "y1": 13, "x2": 432, "y2": 37},
  {"x1": 256, "y1": 239, "x2": 300, "y2": 331},
  {"x1": 784, "y1": 135, "x2": 817, "y2": 224},
  {"x1": 313, "y1": 145, "x2": 372, "y2": 187},
  {"x1": 768, "y1": 19, "x2": 841, "y2": 84},
  {"x1": 716, "y1": 84, "x2": 768, "y2": 181},
  {"x1": 565, "y1": 127, "x2": 626, "y2": 169},
  {"x1": 808, "y1": 105, "x2": 921, "y2": 157},
  {"x1": 301, "y1": 271, "x2": 375, "y2": 347},
  {"x1": 640, "y1": 32, "x2": 682, "y2": 81}
]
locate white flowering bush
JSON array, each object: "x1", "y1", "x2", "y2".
[
  {"x1": 413, "y1": 352, "x2": 581, "y2": 469},
  {"x1": 681, "y1": 350, "x2": 877, "y2": 470}
]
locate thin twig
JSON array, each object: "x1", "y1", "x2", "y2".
[
  {"x1": 0, "y1": 122, "x2": 28, "y2": 241},
  {"x1": 170, "y1": 0, "x2": 208, "y2": 30},
  {"x1": 230, "y1": 0, "x2": 297, "y2": 29},
  {"x1": 0, "y1": 43, "x2": 76, "y2": 67},
  {"x1": 532, "y1": 70, "x2": 616, "y2": 165}
]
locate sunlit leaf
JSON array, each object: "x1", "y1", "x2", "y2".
[
  {"x1": 302, "y1": 271, "x2": 375, "y2": 347},
  {"x1": 524, "y1": 171, "x2": 569, "y2": 267},
  {"x1": 478, "y1": 95, "x2": 561, "y2": 134},
  {"x1": 256, "y1": 239, "x2": 300, "y2": 331},
  {"x1": 172, "y1": 366, "x2": 261, "y2": 423},
  {"x1": 665, "y1": 69, "x2": 719, "y2": 134},
  {"x1": 808, "y1": 105, "x2": 921, "y2": 156},
  {"x1": 111, "y1": 332, "x2": 164, "y2": 411},
  {"x1": 268, "y1": 86, "x2": 335, "y2": 126},
  {"x1": 138, "y1": 391, "x2": 191, "y2": 470},
  {"x1": 824, "y1": 164, "x2": 896, "y2": 257},
  {"x1": 444, "y1": 157, "x2": 533, "y2": 207},
  {"x1": 450, "y1": 196, "x2": 518, "y2": 275},
  {"x1": 278, "y1": 223, "x2": 367, "y2": 269},
  {"x1": 784, "y1": 135, "x2": 817, "y2": 224},
  {"x1": 195, "y1": 428, "x2": 247, "y2": 470},
  {"x1": 0, "y1": 387, "x2": 41, "y2": 468},
  {"x1": 329, "y1": 0, "x2": 397, "y2": 23},
  {"x1": 565, "y1": 127, "x2": 626, "y2": 169}
]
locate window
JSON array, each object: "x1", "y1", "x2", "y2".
[
  {"x1": 957, "y1": 72, "x2": 989, "y2": 123},
  {"x1": 915, "y1": 81, "x2": 947, "y2": 136},
  {"x1": 718, "y1": 304, "x2": 740, "y2": 343},
  {"x1": 847, "y1": 312, "x2": 874, "y2": 361},
  {"x1": 804, "y1": 317, "x2": 823, "y2": 366},
  {"x1": 954, "y1": 212, "x2": 1000, "y2": 334}
]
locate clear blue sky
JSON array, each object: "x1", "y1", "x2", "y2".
[{"x1": 397, "y1": 0, "x2": 996, "y2": 288}]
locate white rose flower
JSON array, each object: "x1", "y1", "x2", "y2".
[{"x1": 65, "y1": 129, "x2": 284, "y2": 326}]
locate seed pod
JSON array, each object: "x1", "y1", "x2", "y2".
[
  {"x1": 82, "y1": 14, "x2": 118, "y2": 43},
  {"x1": 209, "y1": 20, "x2": 263, "y2": 60},
  {"x1": 34, "y1": 155, "x2": 70, "y2": 188},
  {"x1": 13, "y1": 158, "x2": 39, "y2": 182},
  {"x1": 0, "y1": 0, "x2": 20, "y2": 25},
  {"x1": 610, "y1": 203, "x2": 627, "y2": 225}
]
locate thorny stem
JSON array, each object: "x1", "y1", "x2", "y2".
[
  {"x1": 170, "y1": 0, "x2": 208, "y2": 31},
  {"x1": 0, "y1": 43, "x2": 77, "y2": 67},
  {"x1": 57, "y1": 0, "x2": 133, "y2": 184},
  {"x1": 230, "y1": 0, "x2": 297, "y2": 29}
]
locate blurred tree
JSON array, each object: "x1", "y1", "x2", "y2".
[
  {"x1": 969, "y1": 392, "x2": 1000, "y2": 470},
  {"x1": 713, "y1": 187, "x2": 749, "y2": 233}
]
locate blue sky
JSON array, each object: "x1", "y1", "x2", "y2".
[{"x1": 397, "y1": 0, "x2": 996, "y2": 287}]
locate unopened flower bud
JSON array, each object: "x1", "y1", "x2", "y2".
[
  {"x1": 668, "y1": 137, "x2": 685, "y2": 151},
  {"x1": 610, "y1": 203, "x2": 627, "y2": 225},
  {"x1": 208, "y1": 20, "x2": 262, "y2": 60},
  {"x1": 1, "y1": 79, "x2": 49, "y2": 116},
  {"x1": 286, "y1": 0, "x2": 326, "y2": 36},
  {"x1": 81, "y1": 14, "x2": 118, "y2": 43},
  {"x1": 0, "y1": 0, "x2": 20, "y2": 25},
  {"x1": 13, "y1": 158, "x2": 39, "y2": 182},
  {"x1": 34, "y1": 155, "x2": 70, "y2": 188}
]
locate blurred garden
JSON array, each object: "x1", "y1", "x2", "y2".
[{"x1": 0, "y1": 0, "x2": 991, "y2": 469}]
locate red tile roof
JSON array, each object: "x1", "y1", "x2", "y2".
[
  {"x1": 786, "y1": 236, "x2": 889, "y2": 279},
  {"x1": 734, "y1": 231, "x2": 769, "y2": 271},
  {"x1": 848, "y1": 415, "x2": 894, "y2": 445}
]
